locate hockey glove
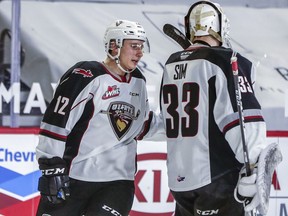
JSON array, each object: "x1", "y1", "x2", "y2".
[
  {"x1": 38, "y1": 157, "x2": 70, "y2": 204},
  {"x1": 234, "y1": 165, "x2": 260, "y2": 212}
]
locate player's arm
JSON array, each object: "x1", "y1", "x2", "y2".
[
  {"x1": 218, "y1": 56, "x2": 283, "y2": 214},
  {"x1": 36, "y1": 62, "x2": 97, "y2": 159},
  {"x1": 217, "y1": 56, "x2": 267, "y2": 165},
  {"x1": 36, "y1": 62, "x2": 97, "y2": 203},
  {"x1": 136, "y1": 91, "x2": 166, "y2": 141},
  {"x1": 136, "y1": 111, "x2": 166, "y2": 141}
]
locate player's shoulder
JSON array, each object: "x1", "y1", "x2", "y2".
[
  {"x1": 56, "y1": 61, "x2": 107, "y2": 93},
  {"x1": 209, "y1": 47, "x2": 252, "y2": 65},
  {"x1": 131, "y1": 67, "x2": 146, "y2": 82},
  {"x1": 199, "y1": 46, "x2": 233, "y2": 62},
  {"x1": 207, "y1": 47, "x2": 253, "y2": 74},
  {"x1": 167, "y1": 46, "x2": 251, "y2": 67},
  {"x1": 165, "y1": 46, "x2": 231, "y2": 64},
  {"x1": 61, "y1": 61, "x2": 106, "y2": 81}
]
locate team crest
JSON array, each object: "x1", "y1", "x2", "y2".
[
  {"x1": 106, "y1": 102, "x2": 140, "y2": 140},
  {"x1": 72, "y1": 68, "x2": 93, "y2": 77}
]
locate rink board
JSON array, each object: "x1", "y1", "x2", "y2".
[{"x1": 0, "y1": 128, "x2": 287, "y2": 216}]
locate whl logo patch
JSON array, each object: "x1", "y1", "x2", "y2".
[
  {"x1": 102, "y1": 85, "x2": 120, "y2": 99},
  {"x1": 106, "y1": 102, "x2": 140, "y2": 140}
]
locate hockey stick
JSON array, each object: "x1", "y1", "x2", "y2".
[
  {"x1": 231, "y1": 52, "x2": 252, "y2": 176},
  {"x1": 163, "y1": 23, "x2": 192, "y2": 49},
  {"x1": 231, "y1": 52, "x2": 256, "y2": 216}
]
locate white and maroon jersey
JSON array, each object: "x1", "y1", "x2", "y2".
[
  {"x1": 141, "y1": 44, "x2": 268, "y2": 192},
  {"x1": 36, "y1": 61, "x2": 150, "y2": 182}
]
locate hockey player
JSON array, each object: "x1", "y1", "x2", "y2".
[
  {"x1": 137, "y1": 1, "x2": 282, "y2": 215},
  {"x1": 35, "y1": 19, "x2": 151, "y2": 216}
]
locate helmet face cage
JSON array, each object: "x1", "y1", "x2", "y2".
[
  {"x1": 104, "y1": 20, "x2": 150, "y2": 55},
  {"x1": 184, "y1": 0, "x2": 230, "y2": 46}
]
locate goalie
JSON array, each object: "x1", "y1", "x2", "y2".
[{"x1": 137, "y1": 0, "x2": 282, "y2": 215}]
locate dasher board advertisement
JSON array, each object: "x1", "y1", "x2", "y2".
[{"x1": 0, "y1": 129, "x2": 287, "y2": 216}]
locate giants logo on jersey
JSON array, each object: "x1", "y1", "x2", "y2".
[{"x1": 106, "y1": 102, "x2": 140, "y2": 140}]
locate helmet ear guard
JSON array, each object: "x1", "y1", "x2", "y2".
[{"x1": 184, "y1": 0, "x2": 230, "y2": 46}]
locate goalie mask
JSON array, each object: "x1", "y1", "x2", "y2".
[
  {"x1": 103, "y1": 20, "x2": 150, "y2": 73},
  {"x1": 184, "y1": 0, "x2": 230, "y2": 46}
]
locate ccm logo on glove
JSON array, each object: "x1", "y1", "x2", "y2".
[{"x1": 41, "y1": 167, "x2": 66, "y2": 176}]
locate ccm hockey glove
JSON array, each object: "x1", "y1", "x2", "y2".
[
  {"x1": 234, "y1": 165, "x2": 260, "y2": 212},
  {"x1": 38, "y1": 157, "x2": 70, "y2": 204}
]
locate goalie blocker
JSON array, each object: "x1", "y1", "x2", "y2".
[
  {"x1": 235, "y1": 143, "x2": 282, "y2": 215},
  {"x1": 38, "y1": 156, "x2": 70, "y2": 204}
]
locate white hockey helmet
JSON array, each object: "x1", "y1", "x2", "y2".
[
  {"x1": 104, "y1": 19, "x2": 150, "y2": 54},
  {"x1": 184, "y1": 0, "x2": 230, "y2": 46}
]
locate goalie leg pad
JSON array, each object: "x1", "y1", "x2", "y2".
[{"x1": 256, "y1": 142, "x2": 282, "y2": 215}]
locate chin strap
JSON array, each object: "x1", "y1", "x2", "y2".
[{"x1": 116, "y1": 62, "x2": 135, "y2": 74}]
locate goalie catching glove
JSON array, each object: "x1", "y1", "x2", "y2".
[
  {"x1": 38, "y1": 156, "x2": 70, "y2": 204},
  {"x1": 234, "y1": 143, "x2": 282, "y2": 215}
]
